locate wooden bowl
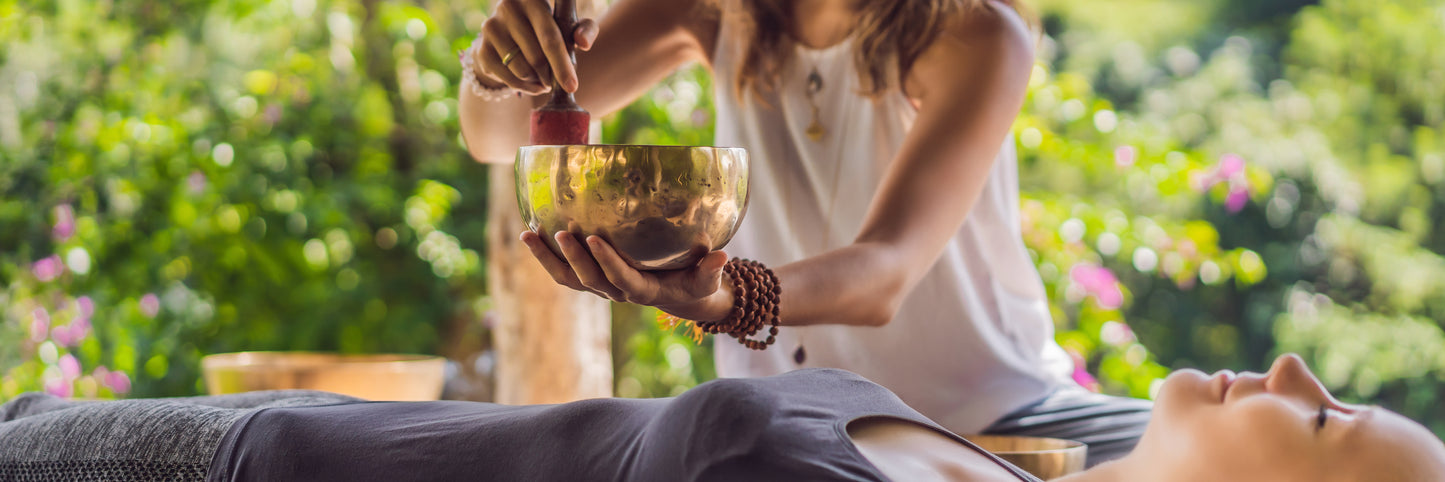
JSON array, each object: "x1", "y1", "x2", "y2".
[
  {"x1": 201, "y1": 351, "x2": 445, "y2": 401},
  {"x1": 965, "y1": 435, "x2": 1087, "y2": 480}
]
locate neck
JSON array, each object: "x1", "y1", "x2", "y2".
[
  {"x1": 790, "y1": 0, "x2": 859, "y2": 49},
  {"x1": 1052, "y1": 456, "x2": 1138, "y2": 482}
]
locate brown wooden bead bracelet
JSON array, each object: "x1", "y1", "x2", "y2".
[{"x1": 656, "y1": 258, "x2": 781, "y2": 350}]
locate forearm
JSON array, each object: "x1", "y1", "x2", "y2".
[
  {"x1": 774, "y1": 243, "x2": 910, "y2": 327},
  {"x1": 457, "y1": 85, "x2": 534, "y2": 163},
  {"x1": 670, "y1": 243, "x2": 909, "y2": 328}
]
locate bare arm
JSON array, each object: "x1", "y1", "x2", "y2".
[
  {"x1": 457, "y1": 0, "x2": 714, "y2": 163},
  {"x1": 769, "y1": 3, "x2": 1037, "y2": 326}
]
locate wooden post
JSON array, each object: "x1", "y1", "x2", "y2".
[
  {"x1": 469, "y1": 0, "x2": 611, "y2": 405},
  {"x1": 487, "y1": 166, "x2": 612, "y2": 404}
]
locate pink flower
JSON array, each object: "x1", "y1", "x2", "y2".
[
  {"x1": 1226, "y1": 186, "x2": 1249, "y2": 213},
  {"x1": 1094, "y1": 286, "x2": 1124, "y2": 309},
  {"x1": 187, "y1": 170, "x2": 207, "y2": 194},
  {"x1": 1066, "y1": 349, "x2": 1101, "y2": 392},
  {"x1": 72, "y1": 322, "x2": 91, "y2": 343},
  {"x1": 32, "y1": 255, "x2": 64, "y2": 282},
  {"x1": 52, "y1": 325, "x2": 76, "y2": 347},
  {"x1": 1219, "y1": 154, "x2": 1245, "y2": 178},
  {"x1": 44, "y1": 378, "x2": 74, "y2": 398},
  {"x1": 76, "y1": 296, "x2": 95, "y2": 318},
  {"x1": 1069, "y1": 264, "x2": 1124, "y2": 309},
  {"x1": 30, "y1": 308, "x2": 50, "y2": 342},
  {"x1": 59, "y1": 354, "x2": 82, "y2": 379},
  {"x1": 52, "y1": 321, "x2": 89, "y2": 347},
  {"x1": 1072, "y1": 366, "x2": 1100, "y2": 392},
  {"x1": 139, "y1": 293, "x2": 160, "y2": 318},
  {"x1": 92, "y1": 365, "x2": 111, "y2": 380},
  {"x1": 1114, "y1": 145, "x2": 1137, "y2": 169},
  {"x1": 105, "y1": 371, "x2": 131, "y2": 394},
  {"x1": 52, "y1": 204, "x2": 76, "y2": 241}
]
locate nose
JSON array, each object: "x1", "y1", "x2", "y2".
[{"x1": 1265, "y1": 353, "x2": 1357, "y2": 413}]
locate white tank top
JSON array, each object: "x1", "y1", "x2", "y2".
[{"x1": 710, "y1": 15, "x2": 1076, "y2": 434}]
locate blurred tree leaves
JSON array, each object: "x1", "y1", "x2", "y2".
[{"x1": 1, "y1": 0, "x2": 491, "y2": 398}]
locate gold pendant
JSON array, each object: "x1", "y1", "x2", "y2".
[
  {"x1": 805, "y1": 68, "x2": 825, "y2": 141},
  {"x1": 806, "y1": 120, "x2": 824, "y2": 141}
]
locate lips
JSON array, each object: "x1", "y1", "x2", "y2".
[{"x1": 1213, "y1": 371, "x2": 1237, "y2": 403}]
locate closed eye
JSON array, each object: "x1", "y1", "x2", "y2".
[{"x1": 1315, "y1": 404, "x2": 1329, "y2": 431}]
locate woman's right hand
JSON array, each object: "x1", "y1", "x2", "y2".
[{"x1": 474, "y1": 0, "x2": 599, "y2": 96}]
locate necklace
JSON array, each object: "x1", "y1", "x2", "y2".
[
  {"x1": 793, "y1": 63, "x2": 837, "y2": 365},
  {"x1": 804, "y1": 67, "x2": 825, "y2": 141}
]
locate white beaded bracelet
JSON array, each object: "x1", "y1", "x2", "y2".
[{"x1": 459, "y1": 39, "x2": 520, "y2": 102}]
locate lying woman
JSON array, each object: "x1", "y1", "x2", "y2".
[{"x1": 2, "y1": 354, "x2": 1442, "y2": 481}]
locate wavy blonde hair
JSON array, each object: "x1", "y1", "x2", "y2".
[{"x1": 724, "y1": 0, "x2": 1031, "y2": 99}]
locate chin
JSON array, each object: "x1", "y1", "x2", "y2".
[{"x1": 1154, "y1": 369, "x2": 1211, "y2": 413}]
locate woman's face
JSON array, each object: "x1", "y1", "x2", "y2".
[{"x1": 1134, "y1": 354, "x2": 1445, "y2": 482}]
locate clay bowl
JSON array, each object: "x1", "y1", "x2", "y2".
[
  {"x1": 515, "y1": 145, "x2": 749, "y2": 271},
  {"x1": 201, "y1": 351, "x2": 445, "y2": 401},
  {"x1": 965, "y1": 435, "x2": 1088, "y2": 480}
]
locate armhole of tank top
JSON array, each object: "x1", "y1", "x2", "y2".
[{"x1": 835, "y1": 414, "x2": 1044, "y2": 482}]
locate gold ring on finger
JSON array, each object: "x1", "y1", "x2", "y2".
[{"x1": 501, "y1": 48, "x2": 521, "y2": 66}]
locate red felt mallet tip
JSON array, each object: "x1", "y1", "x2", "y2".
[
  {"x1": 527, "y1": 0, "x2": 590, "y2": 146},
  {"x1": 529, "y1": 106, "x2": 590, "y2": 145}
]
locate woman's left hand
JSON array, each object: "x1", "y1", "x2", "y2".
[{"x1": 520, "y1": 230, "x2": 731, "y2": 317}]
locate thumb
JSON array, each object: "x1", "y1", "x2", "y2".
[
  {"x1": 574, "y1": 18, "x2": 598, "y2": 51},
  {"x1": 688, "y1": 251, "x2": 729, "y2": 295},
  {"x1": 704, "y1": 251, "x2": 728, "y2": 276}
]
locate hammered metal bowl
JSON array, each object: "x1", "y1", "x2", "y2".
[
  {"x1": 515, "y1": 145, "x2": 749, "y2": 271},
  {"x1": 201, "y1": 351, "x2": 445, "y2": 401},
  {"x1": 965, "y1": 435, "x2": 1087, "y2": 480}
]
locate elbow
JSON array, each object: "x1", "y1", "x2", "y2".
[
  {"x1": 858, "y1": 304, "x2": 900, "y2": 328},
  {"x1": 457, "y1": 87, "x2": 530, "y2": 163},
  {"x1": 462, "y1": 135, "x2": 509, "y2": 164},
  {"x1": 863, "y1": 290, "x2": 906, "y2": 327},
  {"x1": 858, "y1": 267, "x2": 910, "y2": 328},
  {"x1": 458, "y1": 117, "x2": 516, "y2": 164}
]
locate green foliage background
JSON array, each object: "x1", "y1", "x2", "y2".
[{"x1": 4, "y1": 0, "x2": 1445, "y2": 435}]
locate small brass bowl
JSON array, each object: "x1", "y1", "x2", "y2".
[
  {"x1": 201, "y1": 351, "x2": 445, "y2": 401},
  {"x1": 965, "y1": 435, "x2": 1087, "y2": 480},
  {"x1": 515, "y1": 145, "x2": 749, "y2": 271}
]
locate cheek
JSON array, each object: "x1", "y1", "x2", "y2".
[{"x1": 1190, "y1": 402, "x2": 1316, "y2": 479}]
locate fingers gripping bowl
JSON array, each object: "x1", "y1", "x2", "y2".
[{"x1": 515, "y1": 145, "x2": 749, "y2": 271}]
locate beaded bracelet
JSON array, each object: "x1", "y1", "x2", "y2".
[{"x1": 656, "y1": 258, "x2": 781, "y2": 350}]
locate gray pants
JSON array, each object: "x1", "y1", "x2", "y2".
[
  {"x1": 0, "y1": 391, "x2": 360, "y2": 481},
  {"x1": 982, "y1": 387, "x2": 1153, "y2": 467}
]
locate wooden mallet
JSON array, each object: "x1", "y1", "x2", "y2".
[{"x1": 528, "y1": 0, "x2": 590, "y2": 145}]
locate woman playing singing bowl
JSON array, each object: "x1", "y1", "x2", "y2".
[{"x1": 459, "y1": 0, "x2": 1151, "y2": 465}]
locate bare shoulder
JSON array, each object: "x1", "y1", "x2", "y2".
[
  {"x1": 943, "y1": 1, "x2": 1034, "y2": 51},
  {"x1": 850, "y1": 418, "x2": 1019, "y2": 481},
  {"x1": 904, "y1": 1, "x2": 1036, "y2": 102}
]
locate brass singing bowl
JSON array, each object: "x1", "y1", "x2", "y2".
[
  {"x1": 201, "y1": 351, "x2": 445, "y2": 401},
  {"x1": 515, "y1": 145, "x2": 749, "y2": 271},
  {"x1": 965, "y1": 435, "x2": 1087, "y2": 480}
]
